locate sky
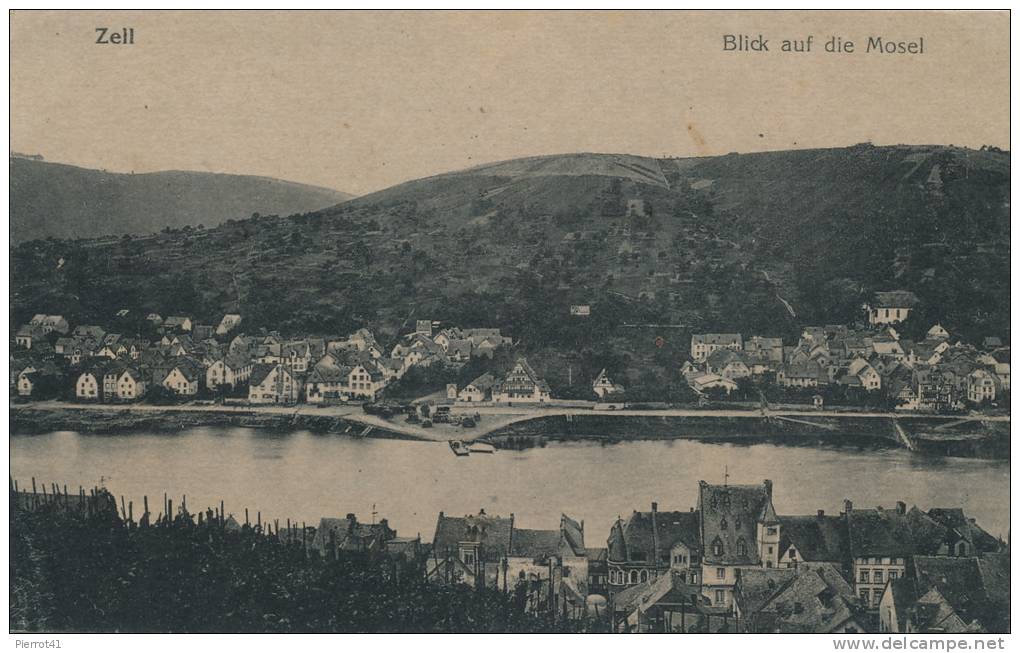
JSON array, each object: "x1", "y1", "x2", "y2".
[{"x1": 10, "y1": 10, "x2": 1009, "y2": 196}]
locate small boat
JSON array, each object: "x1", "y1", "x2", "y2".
[
  {"x1": 468, "y1": 442, "x2": 496, "y2": 454},
  {"x1": 448, "y1": 440, "x2": 471, "y2": 456}
]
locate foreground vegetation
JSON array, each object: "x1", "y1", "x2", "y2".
[{"x1": 10, "y1": 493, "x2": 596, "y2": 633}]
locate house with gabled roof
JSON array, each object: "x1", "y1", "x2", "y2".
[
  {"x1": 29, "y1": 314, "x2": 69, "y2": 334},
  {"x1": 311, "y1": 513, "x2": 396, "y2": 556},
  {"x1": 843, "y1": 500, "x2": 947, "y2": 611},
  {"x1": 736, "y1": 563, "x2": 866, "y2": 633},
  {"x1": 206, "y1": 354, "x2": 253, "y2": 390},
  {"x1": 592, "y1": 368, "x2": 625, "y2": 398},
  {"x1": 427, "y1": 509, "x2": 514, "y2": 590},
  {"x1": 458, "y1": 372, "x2": 496, "y2": 402},
  {"x1": 880, "y1": 554, "x2": 1009, "y2": 633},
  {"x1": 691, "y1": 333, "x2": 743, "y2": 363},
  {"x1": 305, "y1": 365, "x2": 351, "y2": 403},
  {"x1": 75, "y1": 365, "x2": 105, "y2": 401},
  {"x1": 864, "y1": 291, "x2": 919, "y2": 326},
  {"x1": 491, "y1": 358, "x2": 551, "y2": 403},
  {"x1": 776, "y1": 510, "x2": 850, "y2": 571},
  {"x1": 248, "y1": 363, "x2": 300, "y2": 404},
  {"x1": 163, "y1": 316, "x2": 193, "y2": 332},
  {"x1": 706, "y1": 349, "x2": 752, "y2": 380},
  {"x1": 215, "y1": 313, "x2": 243, "y2": 336},
  {"x1": 607, "y1": 502, "x2": 702, "y2": 591},
  {"x1": 162, "y1": 358, "x2": 204, "y2": 396},
  {"x1": 698, "y1": 480, "x2": 779, "y2": 610}
]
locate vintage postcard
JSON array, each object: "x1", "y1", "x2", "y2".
[{"x1": 8, "y1": 9, "x2": 1010, "y2": 638}]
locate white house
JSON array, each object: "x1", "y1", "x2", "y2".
[
  {"x1": 248, "y1": 363, "x2": 301, "y2": 404},
  {"x1": 206, "y1": 356, "x2": 253, "y2": 390},
  {"x1": 215, "y1": 313, "x2": 243, "y2": 335},
  {"x1": 690, "y1": 333, "x2": 743, "y2": 363},
  {"x1": 491, "y1": 359, "x2": 551, "y2": 403},
  {"x1": 458, "y1": 373, "x2": 496, "y2": 402},
  {"x1": 76, "y1": 370, "x2": 102, "y2": 400},
  {"x1": 162, "y1": 360, "x2": 203, "y2": 396},
  {"x1": 966, "y1": 369, "x2": 997, "y2": 404},
  {"x1": 690, "y1": 373, "x2": 739, "y2": 394},
  {"x1": 592, "y1": 368, "x2": 625, "y2": 398},
  {"x1": 864, "y1": 291, "x2": 919, "y2": 326}
]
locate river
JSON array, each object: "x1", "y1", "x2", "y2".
[{"x1": 10, "y1": 428, "x2": 1011, "y2": 542}]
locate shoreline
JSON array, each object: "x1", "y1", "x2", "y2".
[{"x1": 9, "y1": 402, "x2": 1010, "y2": 459}]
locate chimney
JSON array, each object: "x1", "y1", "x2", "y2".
[
  {"x1": 843, "y1": 499, "x2": 853, "y2": 514},
  {"x1": 479, "y1": 507, "x2": 486, "y2": 516},
  {"x1": 651, "y1": 501, "x2": 658, "y2": 513},
  {"x1": 817, "y1": 509, "x2": 825, "y2": 518},
  {"x1": 763, "y1": 479, "x2": 773, "y2": 499},
  {"x1": 896, "y1": 501, "x2": 906, "y2": 515},
  {"x1": 346, "y1": 512, "x2": 357, "y2": 522}
]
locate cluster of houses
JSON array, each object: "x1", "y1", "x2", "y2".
[
  {"x1": 417, "y1": 479, "x2": 1008, "y2": 633},
  {"x1": 681, "y1": 291, "x2": 1010, "y2": 412},
  {"x1": 11, "y1": 312, "x2": 515, "y2": 406}
]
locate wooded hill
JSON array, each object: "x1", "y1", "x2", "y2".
[
  {"x1": 11, "y1": 144, "x2": 1009, "y2": 366},
  {"x1": 10, "y1": 156, "x2": 353, "y2": 243}
]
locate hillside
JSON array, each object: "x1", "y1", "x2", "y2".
[
  {"x1": 10, "y1": 157, "x2": 353, "y2": 242},
  {"x1": 11, "y1": 145, "x2": 1010, "y2": 385}
]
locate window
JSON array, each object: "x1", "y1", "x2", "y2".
[
  {"x1": 789, "y1": 549, "x2": 797, "y2": 561},
  {"x1": 460, "y1": 548, "x2": 475, "y2": 566},
  {"x1": 716, "y1": 567, "x2": 725, "y2": 580},
  {"x1": 874, "y1": 570, "x2": 883, "y2": 584},
  {"x1": 639, "y1": 570, "x2": 648, "y2": 582},
  {"x1": 860, "y1": 589, "x2": 870, "y2": 604},
  {"x1": 767, "y1": 527, "x2": 777, "y2": 536},
  {"x1": 715, "y1": 590, "x2": 725, "y2": 605},
  {"x1": 889, "y1": 571, "x2": 898, "y2": 580},
  {"x1": 859, "y1": 570, "x2": 869, "y2": 583},
  {"x1": 767, "y1": 546, "x2": 773, "y2": 554},
  {"x1": 712, "y1": 538, "x2": 724, "y2": 557}
]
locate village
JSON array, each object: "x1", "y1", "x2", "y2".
[
  {"x1": 10, "y1": 289, "x2": 1011, "y2": 418},
  {"x1": 11, "y1": 475, "x2": 1010, "y2": 634}
]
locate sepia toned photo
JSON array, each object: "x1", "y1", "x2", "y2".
[{"x1": 8, "y1": 9, "x2": 1011, "y2": 637}]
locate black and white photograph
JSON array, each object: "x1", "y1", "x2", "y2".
[{"x1": 7, "y1": 9, "x2": 1012, "y2": 639}]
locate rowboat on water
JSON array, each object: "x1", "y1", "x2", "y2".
[
  {"x1": 468, "y1": 442, "x2": 496, "y2": 454},
  {"x1": 448, "y1": 440, "x2": 471, "y2": 456}
]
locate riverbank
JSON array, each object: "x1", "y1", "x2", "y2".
[
  {"x1": 10, "y1": 402, "x2": 1009, "y2": 459},
  {"x1": 9, "y1": 405, "x2": 421, "y2": 441},
  {"x1": 484, "y1": 413, "x2": 1010, "y2": 459}
]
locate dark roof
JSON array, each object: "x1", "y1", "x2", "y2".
[
  {"x1": 509, "y1": 528, "x2": 560, "y2": 559},
  {"x1": 699, "y1": 481, "x2": 773, "y2": 565},
  {"x1": 888, "y1": 577, "x2": 919, "y2": 632},
  {"x1": 735, "y1": 568, "x2": 798, "y2": 617},
  {"x1": 926, "y1": 508, "x2": 1002, "y2": 553},
  {"x1": 606, "y1": 509, "x2": 700, "y2": 565},
  {"x1": 911, "y1": 556, "x2": 987, "y2": 625},
  {"x1": 872, "y1": 290, "x2": 920, "y2": 308},
  {"x1": 560, "y1": 514, "x2": 586, "y2": 556},
  {"x1": 465, "y1": 372, "x2": 496, "y2": 392},
  {"x1": 432, "y1": 511, "x2": 513, "y2": 561},
  {"x1": 756, "y1": 563, "x2": 860, "y2": 633},
  {"x1": 249, "y1": 363, "x2": 278, "y2": 386},
  {"x1": 847, "y1": 506, "x2": 946, "y2": 558},
  {"x1": 778, "y1": 514, "x2": 850, "y2": 563},
  {"x1": 169, "y1": 357, "x2": 204, "y2": 382}
]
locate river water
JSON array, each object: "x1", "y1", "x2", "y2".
[{"x1": 10, "y1": 428, "x2": 1011, "y2": 543}]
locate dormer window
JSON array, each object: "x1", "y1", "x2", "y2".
[
  {"x1": 712, "y1": 537, "x2": 724, "y2": 557},
  {"x1": 720, "y1": 517, "x2": 728, "y2": 530},
  {"x1": 736, "y1": 538, "x2": 748, "y2": 557}
]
